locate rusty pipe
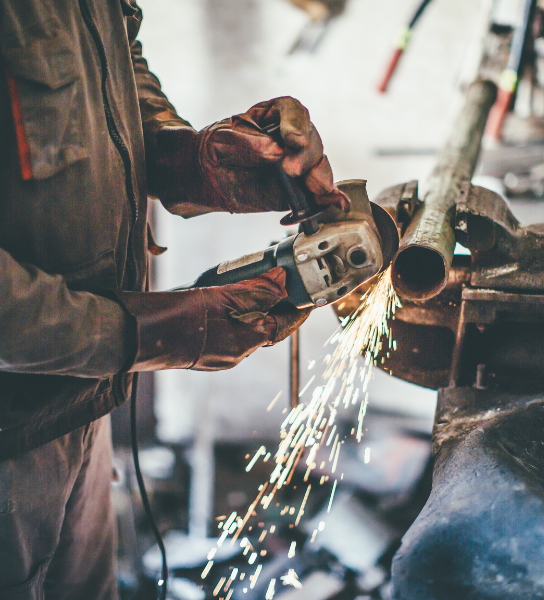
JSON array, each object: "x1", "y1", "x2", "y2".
[{"x1": 391, "y1": 80, "x2": 497, "y2": 301}]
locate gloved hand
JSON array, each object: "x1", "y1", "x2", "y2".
[
  {"x1": 152, "y1": 96, "x2": 350, "y2": 217},
  {"x1": 117, "y1": 268, "x2": 312, "y2": 372}
]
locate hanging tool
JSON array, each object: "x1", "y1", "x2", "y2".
[
  {"x1": 377, "y1": 0, "x2": 434, "y2": 93},
  {"x1": 485, "y1": 0, "x2": 537, "y2": 140}
]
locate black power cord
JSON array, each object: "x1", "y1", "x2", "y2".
[{"x1": 130, "y1": 372, "x2": 168, "y2": 600}]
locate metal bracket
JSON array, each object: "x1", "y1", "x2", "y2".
[{"x1": 372, "y1": 180, "x2": 420, "y2": 234}]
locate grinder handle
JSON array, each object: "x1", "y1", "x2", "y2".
[
  {"x1": 276, "y1": 167, "x2": 321, "y2": 236},
  {"x1": 263, "y1": 123, "x2": 322, "y2": 236}
]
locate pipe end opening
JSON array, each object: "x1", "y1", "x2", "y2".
[{"x1": 392, "y1": 246, "x2": 447, "y2": 301}]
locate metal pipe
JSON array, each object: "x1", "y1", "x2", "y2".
[{"x1": 391, "y1": 80, "x2": 497, "y2": 301}]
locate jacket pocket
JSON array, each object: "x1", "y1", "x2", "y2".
[
  {"x1": 0, "y1": 560, "x2": 47, "y2": 599},
  {"x1": 3, "y1": 29, "x2": 88, "y2": 181}
]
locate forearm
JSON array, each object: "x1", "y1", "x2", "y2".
[
  {"x1": 0, "y1": 249, "x2": 134, "y2": 378},
  {"x1": 130, "y1": 40, "x2": 194, "y2": 198}
]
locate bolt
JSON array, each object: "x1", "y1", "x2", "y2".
[
  {"x1": 296, "y1": 253, "x2": 308, "y2": 262},
  {"x1": 315, "y1": 298, "x2": 327, "y2": 307}
]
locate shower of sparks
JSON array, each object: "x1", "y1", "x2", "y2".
[{"x1": 205, "y1": 268, "x2": 400, "y2": 594}]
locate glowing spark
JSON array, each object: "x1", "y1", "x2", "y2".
[
  {"x1": 364, "y1": 447, "x2": 371, "y2": 463},
  {"x1": 329, "y1": 433, "x2": 339, "y2": 461},
  {"x1": 225, "y1": 590, "x2": 234, "y2": 600},
  {"x1": 201, "y1": 561, "x2": 213, "y2": 579},
  {"x1": 288, "y1": 541, "x2": 296, "y2": 558},
  {"x1": 281, "y1": 569, "x2": 303, "y2": 589},
  {"x1": 250, "y1": 565, "x2": 262, "y2": 589},
  {"x1": 223, "y1": 512, "x2": 237, "y2": 531},
  {"x1": 295, "y1": 484, "x2": 311, "y2": 526},
  {"x1": 246, "y1": 447, "x2": 266, "y2": 472},
  {"x1": 298, "y1": 375, "x2": 316, "y2": 398},
  {"x1": 248, "y1": 553, "x2": 257, "y2": 565},
  {"x1": 266, "y1": 579, "x2": 276, "y2": 599},
  {"x1": 331, "y1": 441, "x2": 342, "y2": 473},
  {"x1": 267, "y1": 391, "x2": 282, "y2": 412},
  {"x1": 214, "y1": 578, "x2": 226, "y2": 596},
  {"x1": 327, "y1": 480, "x2": 337, "y2": 513}
]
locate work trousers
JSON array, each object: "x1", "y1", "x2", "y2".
[{"x1": 0, "y1": 415, "x2": 118, "y2": 600}]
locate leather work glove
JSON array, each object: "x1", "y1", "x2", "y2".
[
  {"x1": 153, "y1": 96, "x2": 350, "y2": 218},
  {"x1": 117, "y1": 268, "x2": 312, "y2": 372}
]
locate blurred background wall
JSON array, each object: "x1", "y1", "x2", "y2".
[{"x1": 134, "y1": 0, "x2": 487, "y2": 445}]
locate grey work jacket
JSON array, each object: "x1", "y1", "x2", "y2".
[{"x1": 0, "y1": 0, "x2": 188, "y2": 458}]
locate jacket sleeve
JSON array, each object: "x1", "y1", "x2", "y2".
[
  {"x1": 129, "y1": 39, "x2": 196, "y2": 200},
  {"x1": 0, "y1": 249, "x2": 135, "y2": 378}
]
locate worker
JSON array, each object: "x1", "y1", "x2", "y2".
[{"x1": 0, "y1": 0, "x2": 349, "y2": 598}]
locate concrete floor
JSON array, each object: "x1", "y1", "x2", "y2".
[{"x1": 136, "y1": 0, "x2": 494, "y2": 443}]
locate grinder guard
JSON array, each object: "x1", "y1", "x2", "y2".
[{"x1": 293, "y1": 179, "x2": 399, "y2": 307}]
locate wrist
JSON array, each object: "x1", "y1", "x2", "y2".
[
  {"x1": 116, "y1": 289, "x2": 207, "y2": 371},
  {"x1": 153, "y1": 126, "x2": 216, "y2": 217}
]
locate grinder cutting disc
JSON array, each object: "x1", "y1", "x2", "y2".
[{"x1": 370, "y1": 201, "x2": 399, "y2": 272}]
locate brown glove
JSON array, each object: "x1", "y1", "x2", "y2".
[
  {"x1": 117, "y1": 268, "x2": 312, "y2": 372},
  {"x1": 153, "y1": 97, "x2": 350, "y2": 217}
]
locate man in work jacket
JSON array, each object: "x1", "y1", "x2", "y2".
[{"x1": 0, "y1": 0, "x2": 350, "y2": 598}]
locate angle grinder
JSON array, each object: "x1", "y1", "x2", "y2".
[{"x1": 177, "y1": 172, "x2": 399, "y2": 308}]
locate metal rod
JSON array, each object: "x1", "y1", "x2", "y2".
[
  {"x1": 289, "y1": 329, "x2": 300, "y2": 409},
  {"x1": 391, "y1": 79, "x2": 497, "y2": 301}
]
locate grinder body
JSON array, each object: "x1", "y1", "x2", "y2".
[{"x1": 178, "y1": 180, "x2": 399, "y2": 308}]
